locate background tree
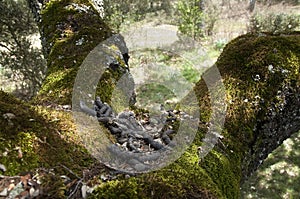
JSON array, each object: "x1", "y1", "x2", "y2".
[
  {"x1": 103, "y1": 0, "x2": 172, "y2": 31},
  {"x1": 0, "y1": 0, "x2": 46, "y2": 100},
  {"x1": 177, "y1": 0, "x2": 205, "y2": 40},
  {"x1": 248, "y1": 0, "x2": 256, "y2": 12}
]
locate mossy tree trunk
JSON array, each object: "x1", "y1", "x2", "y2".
[
  {"x1": 27, "y1": 0, "x2": 124, "y2": 105},
  {"x1": 26, "y1": 0, "x2": 300, "y2": 198}
]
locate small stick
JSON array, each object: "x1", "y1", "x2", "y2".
[
  {"x1": 59, "y1": 164, "x2": 81, "y2": 179},
  {"x1": 67, "y1": 179, "x2": 82, "y2": 199}
]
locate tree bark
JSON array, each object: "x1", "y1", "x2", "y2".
[{"x1": 25, "y1": 0, "x2": 300, "y2": 198}]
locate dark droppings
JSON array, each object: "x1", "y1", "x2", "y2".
[
  {"x1": 79, "y1": 96, "x2": 181, "y2": 153},
  {"x1": 78, "y1": 96, "x2": 202, "y2": 173}
]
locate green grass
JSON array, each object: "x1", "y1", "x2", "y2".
[
  {"x1": 129, "y1": 46, "x2": 221, "y2": 109},
  {"x1": 136, "y1": 83, "x2": 176, "y2": 105}
]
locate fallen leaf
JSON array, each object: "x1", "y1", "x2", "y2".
[{"x1": 8, "y1": 183, "x2": 15, "y2": 191}]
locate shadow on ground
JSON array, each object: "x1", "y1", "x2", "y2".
[{"x1": 241, "y1": 131, "x2": 300, "y2": 199}]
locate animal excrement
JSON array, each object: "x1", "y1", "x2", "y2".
[{"x1": 79, "y1": 96, "x2": 180, "y2": 153}]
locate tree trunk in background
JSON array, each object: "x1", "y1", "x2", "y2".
[
  {"x1": 26, "y1": 0, "x2": 300, "y2": 198},
  {"x1": 249, "y1": 0, "x2": 256, "y2": 12},
  {"x1": 196, "y1": 0, "x2": 205, "y2": 32}
]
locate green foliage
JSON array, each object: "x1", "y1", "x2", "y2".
[
  {"x1": 177, "y1": 0, "x2": 204, "y2": 40},
  {"x1": 0, "y1": 0, "x2": 46, "y2": 100},
  {"x1": 103, "y1": 3, "x2": 125, "y2": 31},
  {"x1": 103, "y1": 0, "x2": 172, "y2": 31},
  {"x1": 248, "y1": 12, "x2": 300, "y2": 34},
  {"x1": 136, "y1": 83, "x2": 176, "y2": 105},
  {"x1": 214, "y1": 38, "x2": 227, "y2": 51},
  {"x1": 181, "y1": 64, "x2": 200, "y2": 83}
]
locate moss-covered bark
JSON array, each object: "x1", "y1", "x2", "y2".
[
  {"x1": 0, "y1": 90, "x2": 94, "y2": 176},
  {"x1": 27, "y1": 0, "x2": 130, "y2": 105},
  {"x1": 214, "y1": 33, "x2": 300, "y2": 180},
  {"x1": 89, "y1": 33, "x2": 300, "y2": 198},
  {"x1": 2, "y1": 0, "x2": 298, "y2": 198}
]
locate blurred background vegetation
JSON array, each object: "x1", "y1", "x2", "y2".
[
  {"x1": 1, "y1": 0, "x2": 299, "y2": 100},
  {"x1": 0, "y1": 0, "x2": 299, "y2": 198},
  {"x1": 0, "y1": 0, "x2": 46, "y2": 100}
]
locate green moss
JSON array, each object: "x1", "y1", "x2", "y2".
[
  {"x1": 0, "y1": 90, "x2": 94, "y2": 176},
  {"x1": 200, "y1": 150, "x2": 240, "y2": 198},
  {"x1": 0, "y1": 132, "x2": 39, "y2": 175},
  {"x1": 91, "y1": 125, "x2": 240, "y2": 198},
  {"x1": 208, "y1": 33, "x2": 299, "y2": 180},
  {"x1": 91, "y1": 144, "x2": 238, "y2": 198},
  {"x1": 0, "y1": 90, "x2": 46, "y2": 135},
  {"x1": 96, "y1": 66, "x2": 128, "y2": 107},
  {"x1": 40, "y1": 173, "x2": 67, "y2": 198},
  {"x1": 219, "y1": 32, "x2": 299, "y2": 147},
  {"x1": 35, "y1": 0, "x2": 113, "y2": 105}
]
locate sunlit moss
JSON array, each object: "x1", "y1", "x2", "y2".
[
  {"x1": 218, "y1": 32, "x2": 299, "y2": 164},
  {"x1": 0, "y1": 132, "x2": 40, "y2": 175},
  {"x1": 34, "y1": 0, "x2": 113, "y2": 105},
  {"x1": 241, "y1": 131, "x2": 300, "y2": 198},
  {"x1": 0, "y1": 90, "x2": 93, "y2": 176}
]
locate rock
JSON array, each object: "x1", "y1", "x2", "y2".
[
  {"x1": 0, "y1": 164, "x2": 6, "y2": 173},
  {"x1": 8, "y1": 183, "x2": 15, "y2": 191},
  {"x1": 29, "y1": 187, "x2": 39, "y2": 197},
  {"x1": 0, "y1": 188, "x2": 8, "y2": 196},
  {"x1": 2, "y1": 113, "x2": 16, "y2": 126},
  {"x1": 81, "y1": 184, "x2": 87, "y2": 199},
  {"x1": 7, "y1": 182, "x2": 24, "y2": 199},
  {"x1": 3, "y1": 113, "x2": 16, "y2": 120},
  {"x1": 134, "y1": 163, "x2": 148, "y2": 171}
]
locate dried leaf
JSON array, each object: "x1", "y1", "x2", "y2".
[
  {"x1": 18, "y1": 148, "x2": 23, "y2": 159},
  {"x1": 8, "y1": 183, "x2": 15, "y2": 191}
]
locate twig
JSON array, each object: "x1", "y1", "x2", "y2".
[
  {"x1": 67, "y1": 179, "x2": 82, "y2": 199},
  {"x1": 59, "y1": 164, "x2": 81, "y2": 179}
]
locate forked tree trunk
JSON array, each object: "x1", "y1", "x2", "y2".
[{"x1": 27, "y1": 0, "x2": 300, "y2": 198}]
